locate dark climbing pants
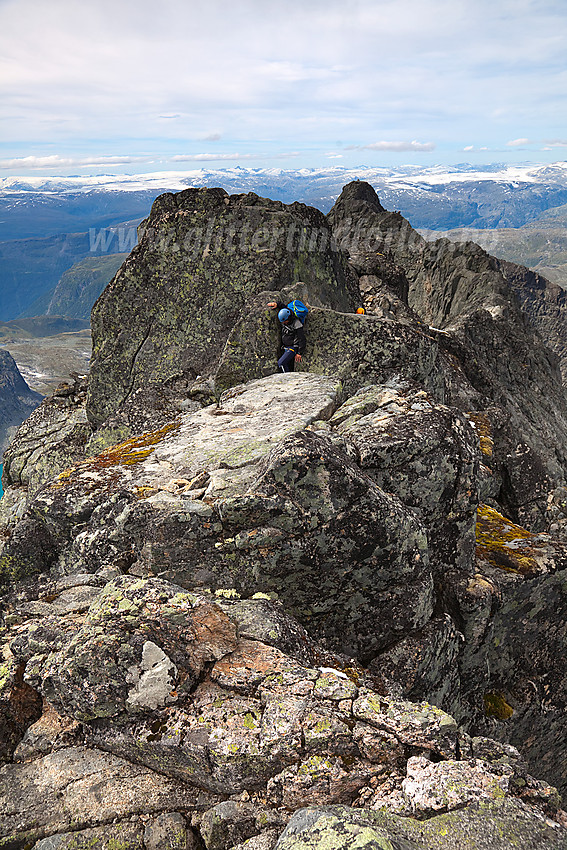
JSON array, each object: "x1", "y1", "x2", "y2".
[{"x1": 278, "y1": 348, "x2": 295, "y2": 372}]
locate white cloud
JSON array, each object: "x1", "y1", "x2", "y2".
[
  {"x1": 0, "y1": 0, "x2": 566, "y2": 164},
  {"x1": 171, "y1": 153, "x2": 259, "y2": 162},
  {"x1": 0, "y1": 154, "x2": 153, "y2": 169},
  {"x1": 0, "y1": 151, "x2": 301, "y2": 170},
  {"x1": 347, "y1": 141, "x2": 435, "y2": 152},
  {"x1": 171, "y1": 152, "x2": 299, "y2": 162},
  {"x1": 543, "y1": 139, "x2": 567, "y2": 147},
  {"x1": 507, "y1": 138, "x2": 534, "y2": 146}
]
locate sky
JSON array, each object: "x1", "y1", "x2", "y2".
[{"x1": 1, "y1": 0, "x2": 567, "y2": 175}]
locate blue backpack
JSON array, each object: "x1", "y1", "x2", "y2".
[{"x1": 287, "y1": 299, "x2": 308, "y2": 325}]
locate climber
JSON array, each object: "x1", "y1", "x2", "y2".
[{"x1": 267, "y1": 300, "x2": 307, "y2": 372}]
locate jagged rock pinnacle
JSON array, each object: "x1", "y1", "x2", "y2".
[{"x1": 332, "y1": 179, "x2": 386, "y2": 214}]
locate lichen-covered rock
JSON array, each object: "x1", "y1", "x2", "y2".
[
  {"x1": 382, "y1": 755, "x2": 512, "y2": 815},
  {"x1": 13, "y1": 702, "x2": 81, "y2": 763},
  {"x1": 0, "y1": 746, "x2": 203, "y2": 849},
  {"x1": 0, "y1": 373, "x2": 341, "y2": 588},
  {"x1": 331, "y1": 384, "x2": 480, "y2": 578},
  {"x1": 229, "y1": 428, "x2": 432, "y2": 659},
  {"x1": 367, "y1": 616, "x2": 462, "y2": 713},
  {"x1": 11, "y1": 576, "x2": 238, "y2": 723},
  {"x1": 460, "y1": 562, "x2": 567, "y2": 801},
  {"x1": 0, "y1": 653, "x2": 42, "y2": 763},
  {"x1": 31, "y1": 823, "x2": 145, "y2": 850},
  {"x1": 144, "y1": 812, "x2": 197, "y2": 850},
  {"x1": 351, "y1": 690, "x2": 458, "y2": 759},
  {"x1": 87, "y1": 188, "x2": 358, "y2": 426},
  {"x1": 2, "y1": 567, "x2": 566, "y2": 847},
  {"x1": 1, "y1": 375, "x2": 91, "y2": 500},
  {"x1": 200, "y1": 800, "x2": 259, "y2": 850},
  {"x1": 215, "y1": 304, "x2": 457, "y2": 402},
  {"x1": 274, "y1": 803, "x2": 567, "y2": 850},
  {"x1": 214, "y1": 597, "x2": 322, "y2": 667},
  {"x1": 475, "y1": 503, "x2": 567, "y2": 576},
  {"x1": 1, "y1": 375, "x2": 434, "y2": 663}
]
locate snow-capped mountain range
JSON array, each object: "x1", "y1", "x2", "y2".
[
  {"x1": 2, "y1": 161, "x2": 567, "y2": 240},
  {"x1": 1, "y1": 162, "x2": 567, "y2": 322}
]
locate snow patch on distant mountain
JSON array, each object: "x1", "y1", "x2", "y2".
[{"x1": 2, "y1": 161, "x2": 567, "y2": 196}]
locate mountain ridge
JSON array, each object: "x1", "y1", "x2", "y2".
[
  {"x1": 2, "y1": 161, "x2": 566, "y2": 321},
  {"x1": 3, "y1": 181, "x2": 567, "y2": 849}
]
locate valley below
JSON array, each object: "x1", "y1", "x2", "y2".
[{"x1": 0, "y1": 328, "x2": 91, "y2": 395}]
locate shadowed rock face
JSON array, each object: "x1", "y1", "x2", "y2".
[
  {"x1": 328, "y1": 180, "x2": 513, "y2": 329},
  {"x1": 4, "y1": 183, "x2": 567, "y2": 848},
  {"x1": 497, "y1": 258, "x2": 567, "y2": 384},
  {"x1": 0, "y1": 349, "x2": 42, "y2": 457}
]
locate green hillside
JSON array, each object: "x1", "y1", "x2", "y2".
[
  {"x1": 46, "y1": 253, "x2": 127, "y2": 320},
  {"x1": 0, "y1": 316, "x2": 90, "y2": 343}
]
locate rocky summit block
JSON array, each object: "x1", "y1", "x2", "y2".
[
  {"x1": 328, "y1": 181, "x2": 567, "y2": 530},
  {"x1": 87, "y1": 187, "x2": 359, "y2": 427},
  {"x1": 215, "y1": 302, "x2": 477, "y2": 407}
]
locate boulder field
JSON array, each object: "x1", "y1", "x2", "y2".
[{"x1": 3, "y1": 183, "x2": 567, "y2": 848}]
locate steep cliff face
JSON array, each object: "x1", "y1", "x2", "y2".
[
  {"x1": 3, "y1": 183, "x2": 567, "y2": 849},
  {"x1": 0, "y1": 349, "x2": 42, "y2": 456},
  {"x1": 497, "y1": 258, "x2": 567, "y2": 383}
]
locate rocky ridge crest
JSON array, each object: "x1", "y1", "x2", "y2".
[{"x1": 2, "y1": 184, "x2": 567, "y2": 849}]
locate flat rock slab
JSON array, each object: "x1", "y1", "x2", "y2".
[
  {"x1": 0, "y1": 746, "x2": 201, "y2": 847},
  {"x1": 40, "y1": 373, "x2": 342, "y2": 505},
  {"x1": 18, "y1": 585, "x2": 102, "y2": 617},
  {"x1": 143, "y1": 373, "x2": 341, "y2": 497}
]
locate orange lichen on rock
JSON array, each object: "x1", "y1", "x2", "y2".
[
  {"x1": 484, "y1": 691, "x2": 514, "y2": 720},
  {"x1": 475, "y1": 503, "x2": 546, "y2": 576},
  {"x1": 87, "y1": 420, "x2": 181, "y2": 469},
  {"x1": 52, "y1": 420, "x2": 181, "y2": 487}
]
